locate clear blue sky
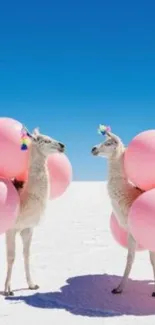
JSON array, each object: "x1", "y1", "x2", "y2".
[{"x1": 0, "y1": 0, "x2": 155, "y2": 180}]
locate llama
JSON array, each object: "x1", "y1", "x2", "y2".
[
  {"x1": 91, "y1": 130, "x2": 155, "y2": 296},
  {"x1": 4, "y1": 127, "x2": 65, "y2": 296}
]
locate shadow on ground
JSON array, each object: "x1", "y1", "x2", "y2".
[{"x1": 5, "y1": 273, "x2": 155, "y2": 317}]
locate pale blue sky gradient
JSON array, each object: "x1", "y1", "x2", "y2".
[{"x1": 0, "y1": 0, "x2": 155, "y2": 180}]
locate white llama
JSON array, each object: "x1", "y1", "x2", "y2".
[
  {"x1": 5, "y1": 127, "x2": 65, "y2": 296},
  {"x1": 91, "y1": 130, "x2": 155, "y2": 296}
]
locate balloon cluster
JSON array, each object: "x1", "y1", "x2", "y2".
[
  {"x1": 109, "y1": 129, "x2": 155, "y2": 252},
  {"x1": 0, "y1": 117, "x2": 72, "y2": 235}
]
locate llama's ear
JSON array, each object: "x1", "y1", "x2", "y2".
[
  {"x1": 106, "y1": 131, "x2": 113, "y2": 138},
  {"x1": 105, "y1": 132, "x2": 110, "y2": 139},
  {"x1": 105, "y1": 131, "x2": 114, "y2": 140},
  {"x1": 106, "y1": 131, "x2": 119, "y2": 144},
  {"x1": 32, "y1": 127, "x2": 40, "y2": 137},
  {"x1": 22, "y1": 125, "x2": 34, "y2": 139}
]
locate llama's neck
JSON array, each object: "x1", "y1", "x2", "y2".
[
  {"x1": 108, "y1": 146, "x2": 127, "y2": 186},
  {"x1": 25, "y1": 144, "x2": 49, "y2": 198}
]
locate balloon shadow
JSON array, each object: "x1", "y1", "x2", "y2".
[{"x1": 5, "y1": 274, "x2": 155, "y2": 317}]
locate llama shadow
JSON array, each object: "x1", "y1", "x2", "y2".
[{"x1": 5, "y1": 274, "x2": 155, "y2": 317}]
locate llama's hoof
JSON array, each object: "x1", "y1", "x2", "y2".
[
  {"x1": 111, "y1": 288, "x2": 122, "y2": 294},
  {"x1": 152, "y1": 292, "x2": 155, "y2": 297},
  {"x1": 4, "y1": 290, "x2": 14, "y2": 296},
  {"x1": 29, "y1": 284, "x2": 39, "y2": 290}
]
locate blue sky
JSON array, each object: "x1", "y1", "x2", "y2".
[{"x1": 0, "y1": 0, "x2": 155, "y2": 180}]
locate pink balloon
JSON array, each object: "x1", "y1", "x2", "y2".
[
  {"x1": 128, "y1": 189, "x2": 155, "y2": 251},
  {"x1": 124, "y1": 130, "x2": 155, "y2": 191},
  {"x1": 47, "y1": 153, "x2": 72, "y2": 199},
  {"x1": 0, "y1": 117, "x2": 29, "y2": 179},
  {"x1": 110, "y1": 212, "x2": 144, "y2": 251},
  {"x1": 0, "y1": 178, "x2": 19, "y2": 234}
]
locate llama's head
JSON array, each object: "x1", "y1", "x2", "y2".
[
  {"x1": 91, "y1": 131, "x2": 124, "y2": 159},
  {"x1": 26, "y1": 127, "x2": 65, "y2": 157}
]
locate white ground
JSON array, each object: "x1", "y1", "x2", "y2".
[{"x1": 0, "y1": 182, "x2": 155, "y2": 324}]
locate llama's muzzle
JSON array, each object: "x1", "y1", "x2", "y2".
[{"x1": 91, "y1": 147, "x2": 98, "y2": 155}]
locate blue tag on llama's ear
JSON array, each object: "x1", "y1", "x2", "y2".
[{"x1": 21, "y1": 143, "x2": 28, "y2": 150}]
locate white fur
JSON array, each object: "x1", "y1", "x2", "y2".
[
  {"x1": 4, "y1": 128, "x2": 65, "y2": 295},
  {"x1": 92, "y1": 131, "x2": 155, "y2": 295}
]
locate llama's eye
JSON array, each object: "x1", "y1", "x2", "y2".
[
  {"x1": 45, "y1": 140, "x2": 51, "y2": 144},
  {"x1": 105, "y1": 141, "x2": 111, "y2": 146}
]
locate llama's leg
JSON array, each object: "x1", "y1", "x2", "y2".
[
  {"x1": 20, "y1": 227, "x2": 39, "y2": 290},
  {"x1": 4, "y1": 229, "x2": 16, "y2": 296},
  {"x1": 149, "y1": 251, "x2": 155, "y2": 297},
  {"x1": 112, "y1": 233, "x2": 136, "y2": 294}
]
